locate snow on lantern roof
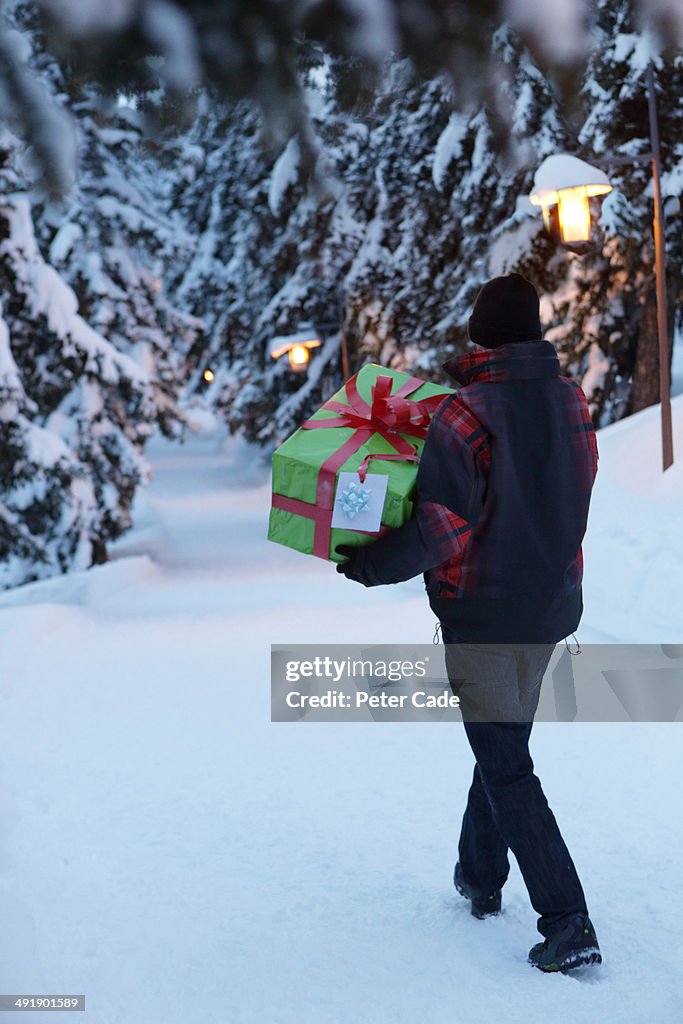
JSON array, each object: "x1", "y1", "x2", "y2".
[
  {"x1": 269, "y1": 325, "x2": 322, "y2": 360},
  {"x1": 529, "y1": 154, "x2": 612, "y2": 207}
]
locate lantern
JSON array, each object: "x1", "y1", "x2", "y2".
[
  {"x1": 203, "y1": 368, "x2": 215, "y2": 383},
  {"x1": 270, "y1": 326, "x2": 322, "y2": 373},
  {"x1": 529, "y1": 155, "x2": 612, "y2": 244},
  {"x1": 527, "y1": 64, "x2": 674, "y2": 474}
]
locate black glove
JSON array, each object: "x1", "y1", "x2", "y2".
[
  {"x1": 335, "y1": 544, "x2": 360, "y2": 578},
  {"x1": 334, "y1": 543, "x2": 383, "y2": 586}
]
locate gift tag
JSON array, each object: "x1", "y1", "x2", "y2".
[{"x1": 331, "y1": 472, "x2": 389, "y2": 534}]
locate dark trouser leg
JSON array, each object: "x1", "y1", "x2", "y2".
[
  {"x1": 444, "y1": 635, "x2": 588, "y2": 935},
  {"x1": 462, "y1": 719, "x2": 588, "y2": 936},
  {"x1": 458, "y1": 763, "x2": 510, "y2": 895}
]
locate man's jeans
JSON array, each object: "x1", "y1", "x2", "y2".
[{"x1": 441, "y1": 625, "x2": 589, "y2": 937}]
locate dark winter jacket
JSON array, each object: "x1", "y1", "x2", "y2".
[{"x1": 342, "y1": 341, "x2": 599, "y2": 643}]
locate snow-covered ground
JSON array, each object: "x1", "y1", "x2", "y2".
[{"x1": 1, "y1": 397, "x2": 682, "y2": 1023}]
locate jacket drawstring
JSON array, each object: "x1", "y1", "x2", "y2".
[{"x1": 564, "y1": 633, "x2": 582, "y2": 656}]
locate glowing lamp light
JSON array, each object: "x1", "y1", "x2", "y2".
[
  {"x1": 287, "y1": 344, "x2": 310, "y2": 370},
  {"x1": 203, "y1": 368, "x2": 215, "y2": 383},
  {"x1": 269, "y1": 326, "x2": 322, "y2": 373},
  {"x1": 555, "y1": 187, "x2": 593, "y2": 243},
  {"x1": 530, "y1": 154, "x2": 612, "y2": 244}
]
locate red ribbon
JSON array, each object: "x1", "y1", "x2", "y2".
[{"x1": 272, "y1": 373, "x2": 444, "y2": 559}]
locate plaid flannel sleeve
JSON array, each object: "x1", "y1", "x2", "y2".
[
  {"x1": 563, "y1": 378, "x2": 599, "y2": 488},
  {"x1": 345, "y1": 394, "x2": 489, "y2": 587}
]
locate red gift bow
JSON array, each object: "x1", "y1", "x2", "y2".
[{"x1": 271, "y1": 372, "x2": 445, "y2": 559}]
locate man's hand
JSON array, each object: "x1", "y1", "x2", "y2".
[
  {"x1": 335, "y1": 543, "x2": 362, "y2": 580},
  {"x1": 331, "y1": 544, "x2": 376, "y2": 585}
]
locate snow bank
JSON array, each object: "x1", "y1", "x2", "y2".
[{"x1": 582, "y1": 395, "x2": 683, "y2": 642}]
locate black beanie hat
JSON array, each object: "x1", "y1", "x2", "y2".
[{"x1": 467, "y1": 273, "x2": 542, "y2": 348}]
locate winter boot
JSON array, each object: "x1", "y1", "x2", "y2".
[
  {"x1": 454, "y1": 862, "x2": 502, "y2": 919},
  {"x1": 528, "y1": 913, "x2": 602, "y2": 972}
]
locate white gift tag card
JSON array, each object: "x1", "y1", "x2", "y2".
[{"x1": 331, "y1": 471, "x2": 389, "y2": 534}]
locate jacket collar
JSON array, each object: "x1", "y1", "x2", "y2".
[{"x1": 442, "y1": 340, "x2": 560, "y2": 385}]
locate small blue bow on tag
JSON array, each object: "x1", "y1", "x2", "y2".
[{"x1": 338, "y1": 480, "x2": 371, "y2": 519}]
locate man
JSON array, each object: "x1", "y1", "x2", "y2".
[{"x1": 336, "y1": 273, "x2": 601, "y2": 973}]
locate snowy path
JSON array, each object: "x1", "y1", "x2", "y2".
[{"x1": 1, "y1": 407, "x2": 683, "y2": 1024}]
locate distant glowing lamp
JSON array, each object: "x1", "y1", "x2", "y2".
[
  {"x1": 203, "y1": 368, "x2": 215, "y2": 383},
  {"x1": 529, "y1": 155, "x2": 612, "y2": 244},
  {"x1": 270, "y1": 326, "x2": 322, "y2": 373}
]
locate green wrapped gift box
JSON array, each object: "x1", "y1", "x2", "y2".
[{"x1": 268, "y1": 363, "x2": 454, "y2": 563}]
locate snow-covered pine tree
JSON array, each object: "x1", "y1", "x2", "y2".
[
  {"x1": 538, "y1": 0, "x2": 683, "y2": 423},
  {"x1": 168, "y1": 33, "x2": 572, "y2": 446},
  {"x1": 33, "y1": 96, "x2": 205, "y2": 438},
  {"x1": 333, "y1": 30, "x2": 570, "y2": 375},
  {"x1": 164, "y1": 71, "x2": 361, "y2": 446},
  {"x1": 0, "y1": 287, "x2": 94, "y2": 589},
  {"x1": 177, "y1": 3, "x2": 682, "y2": 443},
  {"x1": 25, "y1": 0, "x2": 603, "y2": 170},
  {"x1": 0, "y1": 6, "x2": 196, "y2": 585},
  {"x1": 0, "y1": 164, "x2": 152, "y2": 580},
  {"x1": 8, "y1": 0, "x2": 206, "y2": 438},
  {"x1": 163, "y1": 96, "x2": 277, "y2": 415}
]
